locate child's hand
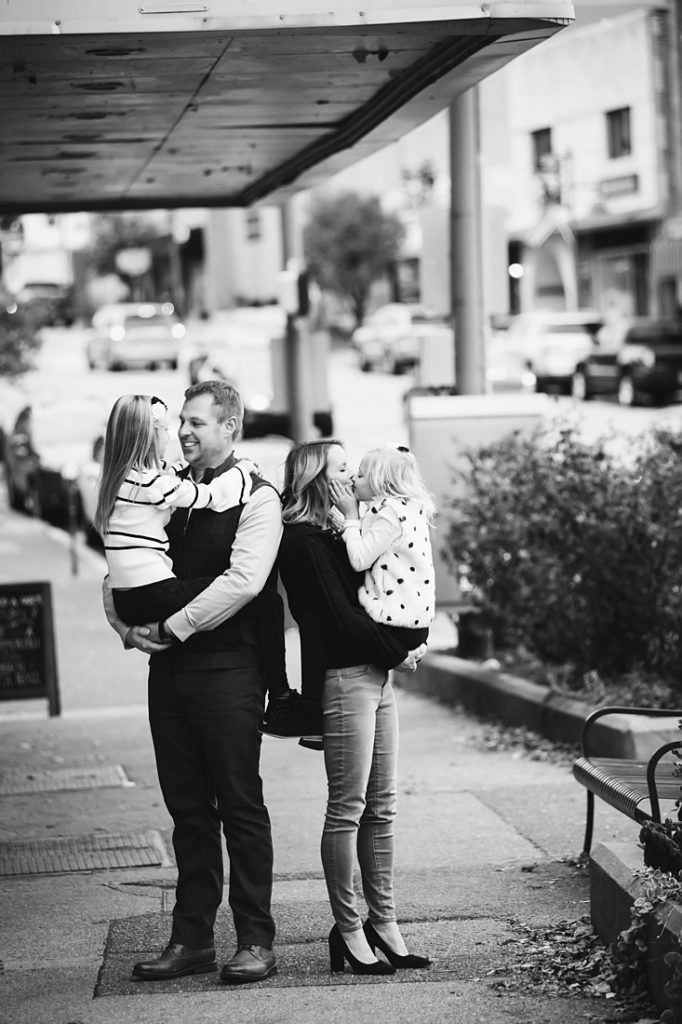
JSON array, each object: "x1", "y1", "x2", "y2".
[
  {"x1": 329, "y1": 478, "x2": 359, "y2": 519},
  {"x1": 239, "y1": 458, "x2": 261, "y2": 477},
  {"x1": 327, "y1": 506, "x2": 346, "y2": 533}
]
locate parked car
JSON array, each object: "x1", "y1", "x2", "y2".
[
  {"x1": 4, "y1": 396, "x2": 106, "y2": 526},
  {"x1": 571, "y1": 318, "x2": 682, "y2": 406},
  {"x1": 86, "y1": 302, "x2": 185, "y2": 371},
  {"x1": 485, "y1": 335, "x2": 537, "y2": 393},
  {"x1": 16, "y1": 281, "x2": 76, "y2": 327},
  {"x1": 0, "y1": 378, "x2": 29, "y2": 466},
  {"x1": 352, "y1": 303, "x2": 449, "y2": 374},
  {"x1": 505, "y1": 310, "x2": 603, "y2": 393}
]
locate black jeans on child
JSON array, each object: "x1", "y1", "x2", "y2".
[{"x1": 113, "y1": 579, "x2": 288, "y2": 697}]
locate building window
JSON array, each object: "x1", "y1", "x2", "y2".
[
  {"x1": 531, "y1": 128, "x2": 552, "y2": 172},
  {"x1": 606, "y1": 107, "x2": 631, "y2": 158},
  {"x1": 246, "y1": 209, "x2": 261, "y2": 242}
]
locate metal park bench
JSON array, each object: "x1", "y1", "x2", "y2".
[{"x1": 572, "y1": 706, "x2": 682, "y2": 854}]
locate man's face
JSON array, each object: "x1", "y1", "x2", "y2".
[{"x1": 178, "y1": 393, "x2": 235, "y2": 473}]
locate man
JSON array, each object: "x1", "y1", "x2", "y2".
[{"x1": 104, "y1": 380, "x2": 281, "y2": 984}]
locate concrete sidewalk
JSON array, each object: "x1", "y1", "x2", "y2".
[{"x1": 0, "y1": 511, "x2": 645, "y2": 1024}]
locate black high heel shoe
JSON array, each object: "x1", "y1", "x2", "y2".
[
  {"x1": 363, "y1": 921, "x2": 432, "y2": 969},
  {"x1": 328, "y1": 924, "x2": 396, "y2": 975}
]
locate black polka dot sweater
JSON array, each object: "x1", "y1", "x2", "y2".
[{"x1": 341, "y1": 496, "x2": 435, "y2": 629}]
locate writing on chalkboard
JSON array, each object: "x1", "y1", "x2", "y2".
[
  {"x1": 0, "y1": 582, "x2": 60, "y2": 715},
  {"x1": 0, "y1": 591, "x2": 43, "y2": 688}
]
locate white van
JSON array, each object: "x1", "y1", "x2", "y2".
[
  {"x1": 506, "y1": 310, "x2": 603, "y2": 394},
  {"x1": 187, "y1": 307, "x2": 333, "y2": 439}
]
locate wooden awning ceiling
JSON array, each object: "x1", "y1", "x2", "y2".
[{"x1": 0, "y1": 3, "x2": 573, "y2": 213}]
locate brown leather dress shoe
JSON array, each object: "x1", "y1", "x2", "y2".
[
  {"x1": 220, "y1": 943, "x2": 277, "y2": 984},
  {"x1": 132, "y1": 942, "x2": 217, "y2": 980}
]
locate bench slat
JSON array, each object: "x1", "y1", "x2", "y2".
[
  {"x1": 573, "y1": 758, "x2": 651, "y2": 820},
  {"x1": 573, "y1": 756, "x2": 681, "y2": 820}
]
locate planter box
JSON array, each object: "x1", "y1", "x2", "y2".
[
  {"x1": 402, "y1": 651, "x2": 682, "y2": 762},
  {"x1": 591, "y1": 842, "x2": 682, "y2": 1017}
]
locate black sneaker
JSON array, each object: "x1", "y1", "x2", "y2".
[
  {"x1": 298, "y1": 703, "x2": 323, "y2": 751},
  {"x1": 262, "y1": 690, "x2": 304, "y2": 738}
]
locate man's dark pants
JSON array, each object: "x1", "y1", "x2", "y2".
[{"x1": 148, "y1": 653, "x2": 275, "y2": 949}]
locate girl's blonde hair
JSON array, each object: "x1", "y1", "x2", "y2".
[
  {"x1": 359, "y1": 446, "x2": 436, "y2": 523},
  {"x1": 94, "y1": 394, "x2": 167, "y2": 535},
  {"x1": 281, "y1": 439, "x2": 344, "y2": 527}
]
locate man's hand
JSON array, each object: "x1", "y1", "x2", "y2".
[
  {"x1": 125, "y1": 624, "x2": 172, "y2": 654},
  {"x1": 329, "y1": 478, "x2": 359, "y2": 520}
]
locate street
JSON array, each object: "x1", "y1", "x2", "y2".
[
  {"x1": 15, "y1": 322, "x2": 682, "y2": 470},
  {"x1": 14, "y1": 323, "x2": 413, "y2": 472}
]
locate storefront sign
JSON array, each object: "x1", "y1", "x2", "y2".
[{"x1": 599, "y1": 175, "x2": 639, "y2": 198}]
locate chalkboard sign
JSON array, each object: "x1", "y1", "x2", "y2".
[{"x1": 0, "y1": 582, "x2": 60, "y2": 716}]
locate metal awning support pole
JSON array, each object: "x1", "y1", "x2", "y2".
[
  {"x1": 450, "y1": 88, "x2": 487, "y2": 394},
  {"x1": 280, "y1": 199, "x2": 315, "y2": 443}
]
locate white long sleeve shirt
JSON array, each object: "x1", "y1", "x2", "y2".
[
  {"x1": 342, "y1": 496, "x2": 435, "y2": 628},
  {"x1": 104, "y1": 461, "x2": 252, "y2": 588}
]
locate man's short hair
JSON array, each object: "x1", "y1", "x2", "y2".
[{"x1": 184, "y1": 380, "x2": 244, "y2": 439}]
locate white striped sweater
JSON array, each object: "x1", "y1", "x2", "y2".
[{"x1": 104, "y1": 461, "x2": 252, "y2": 588}]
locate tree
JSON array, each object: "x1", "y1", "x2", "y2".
[
  {"x1": 89, "y1": 212, "x2": 163, "y2": 277},
  {"x1": 88, "y1": 212, "x2": 169, "y2": 302},
  {"x1": 303, "y1": 191, "x2": 405, "y2": 327},
  {"x1": 0, "y1": 299, "x2": 42, "y2": 378}
]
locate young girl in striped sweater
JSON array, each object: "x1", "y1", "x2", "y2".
[{"x1": 95, "y1": 393, "x2": 296, "y2": 717}]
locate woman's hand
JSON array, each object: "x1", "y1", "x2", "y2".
[
  {"x1": 394, "y1": 643, "x2": 427, "y2": 673},
  {"x1": 329, "y1": 478, "x2": 359, "y2": 520}
]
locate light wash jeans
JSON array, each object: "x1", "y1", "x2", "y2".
[{"x1": 321, "y1": 663, "x2": 398, "y2": 933}]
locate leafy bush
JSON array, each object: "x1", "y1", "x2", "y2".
[{"x1": 444, "y1": 420, "x2": 682, "y2": 698}]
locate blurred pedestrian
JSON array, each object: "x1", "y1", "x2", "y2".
[
  {"x1": 102, "y1": 380, "x2": 282, "y2": 985},
  {"x1": 277, "y1": 439, "x2": 432, "y2": 975}
]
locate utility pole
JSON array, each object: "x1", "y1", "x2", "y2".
[
  {"x1": 280, "y1": 198, "x2": 315, "y2": 443},
  {"x1": 450, "y1": 88, "x2": 487, "y2": 394}
]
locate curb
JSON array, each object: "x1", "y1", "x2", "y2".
[{"x1": 404, "y1": 652, "x2": 680, "y2": 759}]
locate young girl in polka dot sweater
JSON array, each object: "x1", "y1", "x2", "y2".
[{"x1": 329, "y1": 445, "x2": 436, "y2": 651}]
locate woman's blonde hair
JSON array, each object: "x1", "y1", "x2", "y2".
[
  {"x1": 359, "y1": 446, "x2": 436, "y2": 523},
  {"x1": 281, "y1": 439, "x2": 344, "y2": 527},
  {"x1": 94, "y1": 394, "x2": 167, "y2": 535}
]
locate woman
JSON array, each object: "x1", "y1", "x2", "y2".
[{"x1": 277, "y1": 439, "x2": 431, "y2": 976}]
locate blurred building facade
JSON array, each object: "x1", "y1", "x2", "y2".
[
  {"x1": 483, "y1": 3, "x2": 678, "y2": 319},
  {"x1": 6, "y1": 3, "x2": 681, "y2": 330}
]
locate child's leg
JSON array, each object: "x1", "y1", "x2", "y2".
[
  {"x1": 249, "y1": 588, "x2": 316, "y2": 740},
  {"x1": 113, "y1": 577, "x2": 216, "y2": 626},
  {"x1": 248, "y1": 587, "x2": 289, "y2": 697}
]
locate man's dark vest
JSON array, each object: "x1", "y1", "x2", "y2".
[{"x1": 160, "y1": 453, "x2": 278, "y2": 671}]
